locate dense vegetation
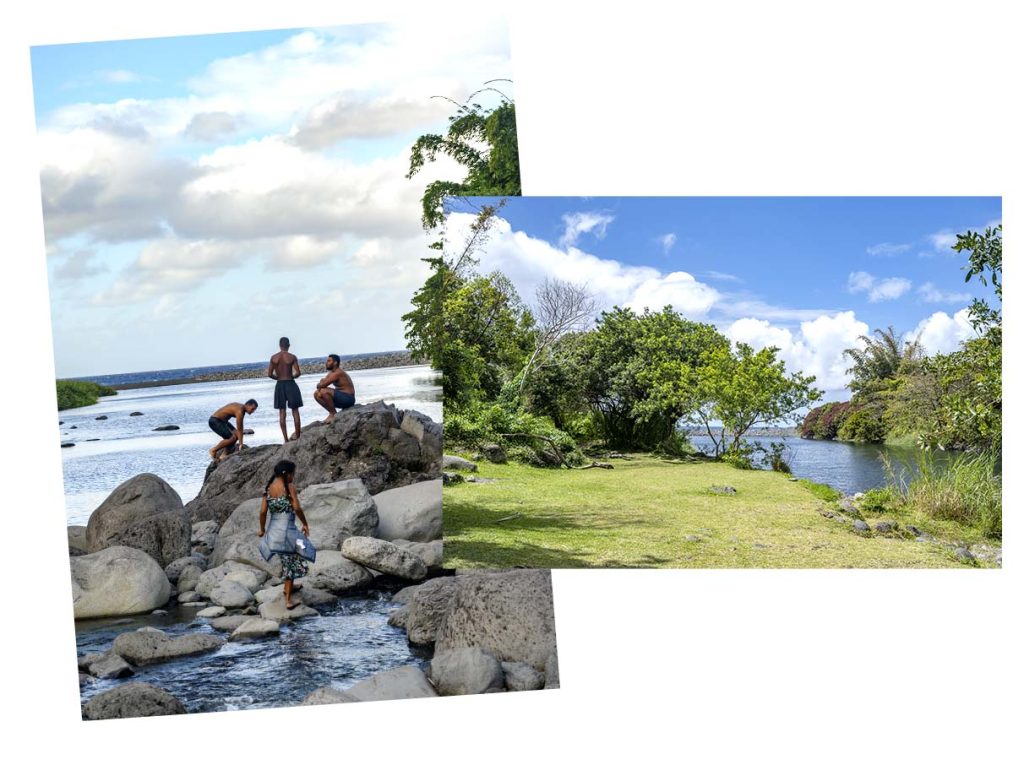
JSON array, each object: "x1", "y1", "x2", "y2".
[{"x1": 56, "y1": 380, "x2": 117, "y2": 410}]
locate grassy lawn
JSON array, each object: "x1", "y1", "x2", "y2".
[{"x1": 443, "y1": 455, "x2": 990, "y2": 569}]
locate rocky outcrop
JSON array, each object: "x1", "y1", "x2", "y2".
[
  {"x1": 71, "y1": 546, "x2": 171, "y2": 619},
  {"x1": 429, "y1": 647, "x2": 505, "y2": 695},
  {"x1": 85, "y1": 474, "x2": 190, "y2": 567},
  {"x1": 111, "y1": 629, "x2": 224, "y2": 666},
  {"x1": 301, "y1": 550, "x2": 375, "y2": 593},
  {"x1": 401, "y1": 576, "x2": 458, "y2": 645},
  {"x1": 392, "y1": 539, "x2": 443, "y2": 569},
  {"x1": 300, "y1": 666, "x2": 437, "y2": 705},
  {"x1": 187, "y1": 403, "x2": 441, "y2": 525},
  {"x1": 68, "y1": 525, "x2": 88, "y2": 556},
  {"x1": 191, "y1": 521, "x2": 219, "y2": 555},
  {"x1": 372, "y1": 480, "x2": 442, "y2": 542},
  {"x1": 341, "y1": 537, "x2": 428, "y2": 580},
  {"x1": 82, "y1": 683, "x2": 187, "y2": 719},
  {"x1": 443, "y1": 455, "x2": 477, "y2": 472},
  {"x1": 434, "y1": 570, "x2": 557, "y2": 671}
]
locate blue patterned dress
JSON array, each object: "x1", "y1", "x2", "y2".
[{"x1": 267, "y1": 494, "x2": 309, "y2": 581}]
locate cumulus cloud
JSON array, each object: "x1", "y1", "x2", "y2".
[
  {"x1": 658, "y1": 233, "x2": 677, "y2": 254},
  {"x1": 100, "y1": 69, "x2": 143, "y2": 84},
  {"x1": 53, "y1": 249, "x2": 106, "y2": 281},
  {"x1": 917, "y1": 282, "x2": 972, "y2": 304},
  {"x1": 911, "y1": 309, "x2": 976, "y2": 355},
  {"x1": 183, "y1": 111, "x2": 240, "y2": 142},
  {"x1": 290, "y1": 93, "x2": 453, "y2": 149},
  {"x1": 927, "y1": 230, "x2": 959, "y2": 253},
  {"x1": 847, "y1": 271, "x2": 912, "y2": 302},
  {"x1": 559, "y1": 212, "x2": 614, "y2": 248},
  {"x1": 866, "y1": 242, "x2": 911, "y2": 257}
]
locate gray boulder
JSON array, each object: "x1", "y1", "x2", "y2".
[
  {"x1": 502, "y1": 661, "x2": 545, "y2": 692},
  {"x1": 302, "y1": 550, "x2": 374, "y2": 593},
  {"x1": 435, "y1": 569, "x2": 557, "y2": 671},
  {"x1": 164, "y1": 555, "x2": 205, "y2": 583},
  {"x1": 71, "y1": 546, "x2": 171, "y2": 619},
  {"x1": 186, "y1": 403, "x2": 441, "y2": 525},
  {"x1": 82, "y1": 683, "x2": 187, "y2": 719},
  {"x1": 392, "y1": 539, "x2": 444, "y2": 569},
  {"x1": 68, "y1": 525, "x2": 88, "y2": 556},
  {"x1": 209, "y1": 580, "x2": 255, "y2": 608},
  {"x1": 387, "y1": 606, "x2": 409, "y2": 630},
  {"x1": 301, "y1": 666, "x2": 438, "y2": 705},
  {"x1": 111, "y1": 629, "x2": 224, "y2": 666},
  {"x1": 479, "y1": 443, "x2": 507, "y2": 464},
  {"x1": 403, "y1": 576, "x2": 458, "y2": 645},
  {"x1": 258, "y1": 598, "x2": 319, "y2": 622},
  {"x1": 196, "y1": 606, "x2": 227, "y2": 618},
  {"x1": 87, "y1": 652, "x2": 134, "y2": 680},
  {"x1": 191, "y1": 521, "x2": 219, "y2": 555},
  {"x1": 443, "y1": 455, "x2": 478, "y2": 472},
  {"x1": 341, "y1": 537, "x2": 428, "y2": 580},
  {"x1": 177, "y1": 591, "x2": 202, "y2": 604},
  {"x1": 372, "y1": 480, "x2": 442, "y2": 542},
  {"x1": 255, "y1": 583, "x2": 337, "y2": 606},
  {"x1": 429, "y1": 647, "x2": 505, "y2": 695},
  {"x1": 545, "y1": 651, "x2": 560, "y2": 690},
  {"x1": 177, "y1": 563, "x2": 203, "y2": 594},
  {"x1": 196, "y1": 562, "x2": 268, "y2": 598},
  {"x1": 209, "y1": 615, "x2": 252, "y2": 632},
  {"x1": 230, "y1": 618, "x2": 280, "y2": 641},
  {"x1": 85, "y1": 474, "x2": 190, "y2": 567}
]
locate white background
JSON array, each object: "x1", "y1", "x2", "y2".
[{"x1": 1, "y1": 1, "x2": 1020, "y2": 762}]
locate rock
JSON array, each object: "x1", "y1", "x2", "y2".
[
  {"x1": 61, "y1": 442, "x2": 75, "y2": 448},
  {"x1": 178, "y1": 589, "x2": 202, "y2": 603},
  {"x1": 502, "y1": 661, "x2": 544, "y2": 692},
  {"x1": 180, "y1": 601, "x2": 209, "y2": 608},
  {"x1": 258, "y1": 598, "x2": 319, "y2": 621},
  {"x1": 435, "y1": 569, "x2": 557, "y2": 671},
  {"x1": 443, "y1": 455, "x2": 478, "y2": 472},
  {"x1": 429, "y1": 647, "x2": 505, "y2": 695},
  {"x1": 130, "y1": 412, "x2": 144, "y2": 416},
  {"x1": 196, "y1": 606, "x2": 227, "y2": 618},
  {"x1": 243, "y1": 428, "x2": 255, "y2": 435},
  {"x1": 302, "y1": 666, "x2": 438, "y2": 705},
  {"x1": 387, "y1": 606, "x2": 409, "y2": 629},
  {"x1": 151, "y1": 609, "x2": 167, "y2": 615},
  {"x1": 341, "y1": 537, "x2": 428, "y2": 580},
  {"x1": 79, "y1": 673, "x2": 94, "y2": 687},
  {"x1": 68, "y1": 525, "x2": 89, "y2": 556},
  {"x1": 685, "y1": 535, "x2": 701, "y2": 543},
  {"x1": 86, "y1": 438, "x2": 100, "y2": 441},
  {"x1": 545, "y1": 651, "x2": 560, "y2": 690},
  {"x1": 392, "y1": 539, "x2": 444, "y2": 569},
  {"x1": 153, "y1": 425, "x2": 180, "y2": 431},
  {"x1": 301, "y1": 687, "x2": 357, "y2": 705},
  {"x1": 403, "y1": 576, "x2": 458, "y2": 645},
  {"x1": 164, "y1": 554, "x2": 205, "y2": 583},
  {"x1": 853, "y1": 520, "x2": 871, "y2": 532},
  {"x1": 230, "y1": 618, "x2": 280, "y2": 640},
  {"x1": 372, "y1": 480, "x2": 442, "y2": 542},
  {"x1": 464, "y1": 476, "x2": 497, "y2": 484},
  {"x1": 191, "y1": 520, "x2": 219, "y2": 555},
  {"x1": 479, "y1": 443, "x2": 507, "y2": 464},
  {"x1": 209, "y1": 580, "x2": 256, "y2": 608},
  {"x1": 874, "y1": 521, "x2": 895, "y2": 534},
  {"x1": 302, "y1": 550, "x2": 375, "y2": 593},
  {"x1": 82, "y1": 683, "x2": 187, "y2": 719},
  {"x1": 442, "y1": 472, "x2": 464, "y2": 485},
  {"x1": 112, "y1": 629, "x2": 224, "y2": 666},
  {"x1": 70, "y1": 425, "x2": 77, "y2": 429},
  {"x1": 196, "y1": 562, "x2": 269, "y2": 598},
  {"x1": 839, "y1": 498, "x2": 858, "y2": 514},
  {"x1": 209, "y1": 615, "x2": 252, "y2": 632},
  {"x1": 207, "y1": 480, "x2": 377, "y2": 573},
  {"x1": 71, "y1": 546, "x2": 171, "y2": 619},
  {"x1": 177, "y1": 564, "x2": 204, "y2": 593},
  {"x1": 87, "y1": 652, "x2": 134, "y2": 680},
  {"x1": 85, "y1": 474, "x2": 190, "y2": 567},
  {"x1": 955, "y1": 547, "x2": 975, "y2": 563},
  {"x1": 255, "y1": 583, "x2": 337, "y2": 606},
  {"x1": 95, "y1": 415, "x2": 108, "y2": 420},
  {"x1": 710, "y1": 486, "x2": 737, "y2": 495},
  {"x1": 391, "y1": 583, "x2": 423, "y2": 605},
  {"x1": 186, "y1": 402, "x2": 441, "y2": 525}
]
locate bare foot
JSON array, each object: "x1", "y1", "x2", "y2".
[
  {"x1": 288, "y1": 431, "x2": 300, "y2": 441},
  {"x1": 324, "y1": 414, "x2": 336, "y2": 424},
  {"x1": 209, "y1": 447, "x2": 219, "y2": 460},
  {"x1": 286, "y1": 600, "x2": 298, "y2": 610}
]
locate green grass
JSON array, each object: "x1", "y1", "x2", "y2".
[
  {"x1": 443, "y1": 455, "x2": 991, "y2": 569},
  {"x1": 56, "y1": 380, "x2": 117, "y2": 411}
]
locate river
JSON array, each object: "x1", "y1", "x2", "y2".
[{"x1": 58, "y1": 365, "x2": 441, "y2": 525}]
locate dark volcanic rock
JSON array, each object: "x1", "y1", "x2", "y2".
[
  {"x1": 187, "y1": 402, "x2": 441, "y2": 525},
  {"x1": 61, "y1": 442, "x2": 75, "y2": 448},
  {"x1": 153, "y1": 425, "x2": 180, "y2": 431},
  {"x1": 95, "y1": 415, "x2": 108, "y2": 420},
  {"x1": 81, "y1": 682, "x2": 187, "y2": 719},
  {"x1": 130, "y1": 412, "x2": 144, "y2": 416}
]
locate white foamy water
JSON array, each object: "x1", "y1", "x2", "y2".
[{"x1": 59, "y1": 365, "x2": 441, "y2": 525}]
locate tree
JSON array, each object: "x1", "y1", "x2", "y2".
[
  {"x1": 690, "y1": 343, "x2": 822, "y2": 456},
  {"x1": 516, "y1": 278, "x2": 597, "y2": 396},
  {"x1": 407, "y1": 83, "x2": 520, "y2": 230},
  {"x1": 843, "y1": 325, "x2": 923, "y2": 395},
  {"x1": 954, "y1": 223, "x2": 1002, "y2": 336}
]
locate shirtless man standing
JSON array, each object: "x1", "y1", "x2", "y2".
[
  {"x1": 313, "y1": 354, "x2": 356, "y2": 424},
  {"x1": 268, "y1": 337, "x2": 303, "y2": 442},
  {"x1": 208, "y1": 399, "x2": 257, "y2": 460}
]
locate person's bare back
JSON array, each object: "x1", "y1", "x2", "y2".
[
  {"x1": 269, "y1": 351, "x2": 300, "y2": 381},
  {"x1": 212, "y1": 402, "x2": 244, "y2": 422},
  {"x1": 326, "y1": 367, "x2": 355, "y2": 395}
]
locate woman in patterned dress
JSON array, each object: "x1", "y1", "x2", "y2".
[{"x1": 256, "y1": 460, "x2": 310, "y2": 610}]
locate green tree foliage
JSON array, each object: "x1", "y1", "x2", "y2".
[
  {"x1": 56, "y1": 380, "x2": 117, "y2": 410},
  {"x1": 842, "y1": 325, "x2": 923, "y2": 396},
  {"x1": 955, "y1": 223, "x2": 1002, "y2": 337}
]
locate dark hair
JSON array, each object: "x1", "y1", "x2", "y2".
[
  {"x1": 263, "y1": 459, "x2": 296, "y2": 497},
  {"x1": 328, "y1": 354, "x2": 341, "y2": 365},
  {"x1": 279, "y1": 336, "x2": 290, "y2": 348},
  {"x1": 245, "y1": 399, "x2": 258, "y2": 408}
]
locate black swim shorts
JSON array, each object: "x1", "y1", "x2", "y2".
[
  {"x1": 332, "y1": 390, "x2": 356, "y2": 410},
  {"x1": 208, "y1": 416, "x2": 236, "y2": 440},
  {"x1": 275, "y1": 379, "x2": 303, "y2": 410}
]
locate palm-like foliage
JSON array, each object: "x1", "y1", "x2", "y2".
[{"x1": 843, "y1": 326, "x2": 923, "y2": 395}]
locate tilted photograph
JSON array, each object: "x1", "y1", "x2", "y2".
[
  {"x1": 432, "y1": 197, "x2": 1002, "y2": 569},
  {"x1": 36, "y1": 20, "x2": 556, "y2": 719}
]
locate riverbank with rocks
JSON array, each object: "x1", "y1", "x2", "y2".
[{"x1": 70, "y1": 401, "x2": 558, "y2": 719}]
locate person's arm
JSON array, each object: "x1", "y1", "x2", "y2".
[
  {"x1": 290, "y1": 483, "x2": 309, "y2": 536},
  {"x1": 292, "y1": 356, "x2": 302, "y2": 379},
  {"x1": 267, "y1": 356, "x2": 278, "y2": 380},
  {"x1": 257, "y1": 496, "x2": 268, "y2": 537},
  {"x1": 235, "y1": 409, "x2": 245, "y2": 448}
]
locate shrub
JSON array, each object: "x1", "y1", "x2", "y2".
[
  {"x1": 799, "y1": 401, "x2": 853, "y2": 440},
  {"x1": 442, "y1": 402, "x2": 578, "y2": 465},
  {"x1": 56, "y1": 380, "x2": 117, "y2": 411},
  {"x1": 837, "y1": 406, "x2": 886, "y2": 443},
  {"x1": 858, "y1": 486, "x2": 900, "y2": 514}
]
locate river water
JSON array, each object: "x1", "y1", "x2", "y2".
[
  {"x1": 59, "y1": 365, "x2": 441, "y2": 525},
  {"x1": 687, "y1": 434, "x2": 945, "y2": 495}
]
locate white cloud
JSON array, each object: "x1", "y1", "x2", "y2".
[
  {"x1": 658, "y1": 233, "x2": 677, "y2": 254},
  {"x1": 625, "y1": 271, "x2": 720, "y2": 315},
  {"x1": 917, "y1": 282, "x2": 972, "y2": 304},
  {"x1": 927, "y1": 230, "x2": 958, "y2": 253},
  {"x1": 559, "y1": 212, "x2": 614, "y2": 248},
  {"x1": 53, "y1": 249, "x2": 106, "y2": 281},
  {"x1": 866, "y1": 242, "x2": 911, "y2": 256},
  {"x1": 847, "y1": 271, "x2": 912, "y2": 302},
  {"x1": 726, "y1": 311, "x2": 870, "y2": 392},
  {"x1": 100, "y1": 69, "x2": 143, "y2": 84},
  {"x1": 911, "y1": 309, "x2": 976, "y2": 355},
  {"x1": 703, "y1": 270, "x2": 741, "y2": 283}
]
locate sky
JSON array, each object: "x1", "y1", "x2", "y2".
[
  {"x1": 450, "y1": 197, "x2": 1001, "y2": 402},
  {"x1": 32, "y1": 20, "x2": 513, "y2": 377}
]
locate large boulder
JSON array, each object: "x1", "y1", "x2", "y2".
[
  {"x1": 502, "y1": 661, "x2": 545, "y2": 692},
  {"x1": 301, "y1": 666, "x2": 437, "y2": 705},
  {"x1": 341, "y1": 537, "x2": 428, "y2": 580},
  {"x1": 258, "y1": 598, "x2": 319, "y2": 621},
  {"x1": 112, "y1": 629, "x2": 224, "y2": 666},
  {"x1": 435, "y1": 570, "x2": 557, "y2": 671},
  {"x1": 372, "y1": 480, "x2": 442, "y2": 542},
  {"x1": 191, "y1": 521, "x2": 219, "y2": 555},
  {"x1": 196, "y1": 562, "x2": 268, "y2": 598},
  {"x1": 209, "y1": 580, "x2": 255, "y2": 608},
  {"x1": 403, "y1": 576, "x2": 458, "y2": 646},
  {"x1": 68, "y1": 525, "x2": 88, "y2": 556},
  {"x1": 429, "y1": 647, "x2": 505, "y2": 695},
  {"x1": 207, "y1": 480, "x2": 378, "y2": 572},
  {"x1": 82, "y1": 683, "x2": 187, "y2": 719},
  {"x1": 301, "y1": 550, "x2": 375, "y2": 593},
  {"x1": 187, "y1": 403, "x2": 441, "y2": 525},
  {"x1": 392, "y1": 540, "x2": 444, "y2": 569},
  {"x1": 86, "y1": 474, "x2": 190, "y2": 567},
  {"x1": 71, "y1": 546, "x2": 171, "y2": 619},
  {"x1": 229, "y1": 618, "x2": 281, "y2": 641}
]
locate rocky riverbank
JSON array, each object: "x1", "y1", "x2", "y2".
[{"x1": 71, "y1": 401, "x2": 558, "y2": 719}]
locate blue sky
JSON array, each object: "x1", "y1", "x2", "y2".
[
  {"x1": 32, "y1": 20, "x2": 513, "y2": 377},
  {"x1": 452, "y1": 197, "x2": 1001, "y2": 401}
]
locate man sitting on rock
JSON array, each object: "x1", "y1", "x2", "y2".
[
  {"x1": 268, "y1": 336, "x2": 303, "y2": 442},
  {"x1": 208, "y1": 399, "x2": 257, "y2": 460},
  {"x1": 313, "y1": 354, "x2": 356, "y2": 424}
]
